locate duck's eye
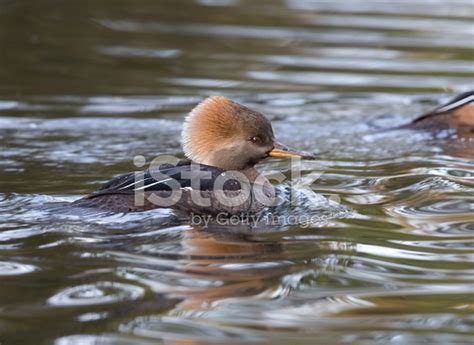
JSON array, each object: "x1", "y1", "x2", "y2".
[{"x1": 250, "y1": 136, "x2": 262, "y2": 145}]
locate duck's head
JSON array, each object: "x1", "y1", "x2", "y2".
[{"x1": 182, "y1": 96, "x2": 315, "y2": 170}]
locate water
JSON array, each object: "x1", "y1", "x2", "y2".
[{"x1": 1, "y1": 1, "x2": 473, "y2": 344}]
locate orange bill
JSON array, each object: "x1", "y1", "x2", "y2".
[{"x1": 269, "y1": 142, "x2": 316, "y2": 159}]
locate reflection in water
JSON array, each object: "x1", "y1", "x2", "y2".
[
  {"x1": 0, "y1": 0, "x2": 473, "y2": 344},
  {"x1": 110, "y1": 225, "x2": 355, "y2": 344}
]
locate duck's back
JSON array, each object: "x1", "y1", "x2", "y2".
[
  {"x1": 57, "y1": 160, "x2": 274, "y2": 215},
  {"x1": 405, "y1": 91, "x2": 474, "y2": 135}
]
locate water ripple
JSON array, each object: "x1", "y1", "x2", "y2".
[
  {"x1": 47, "y1": 282, "x2": 145, "y2": 306},
  {"x1": 0, "y1": 261, "x2": 37, "y2": 276}
]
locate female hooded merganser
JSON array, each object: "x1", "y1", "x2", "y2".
[
  {"x1": 70, "y1": 96, "x2": 315, "y2": 215},
  {"x1": 404, "y1": 91, "x2": 474, "y2": 135}
]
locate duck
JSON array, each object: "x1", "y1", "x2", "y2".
[
  {"x1": 70, "y1": 96, "x2": 315, "y2": 215},
  {"x1": 402, "y1": 90, "x2": 474, "y2": 135}
]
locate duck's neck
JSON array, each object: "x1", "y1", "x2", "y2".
[
  {"x1": 239, "y1": 166, "x2": 260, "y2": 183},
  {"x1": 240, "y1": 166, "x2": 276, "y2": 202}
]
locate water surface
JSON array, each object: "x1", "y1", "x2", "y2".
[{"x1": 0, "y1": 1, "x2": 473, "y2": 344}]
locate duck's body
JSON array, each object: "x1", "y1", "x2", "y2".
[
  {"x1": 70, "y1": 96, "x2": 312, "y2": 215},
  {"x1": 404, "y1": 91, "x2": 474, "y2": 136},
  {"x1": 71, "y1": 159, "x2": 275, "y2": 215}
]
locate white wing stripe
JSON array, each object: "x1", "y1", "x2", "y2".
[
  {"x1": 134, "y1": 178, "x2": 172, "y2": 191},
  {"x1": 118, "y1": 177, "x2": 149, "y2": 190},
  {"x1": 436, "y1": 94, "x2": 474, "y2": 114}
]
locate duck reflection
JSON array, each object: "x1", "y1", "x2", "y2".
[{"x1": 118, "y1": 221, "x2": 354, "y2": 343}]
